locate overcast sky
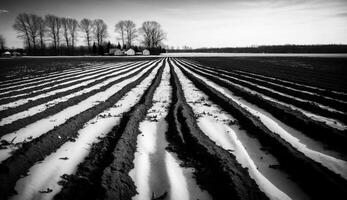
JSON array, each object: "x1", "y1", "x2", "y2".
[{"x1": 1, "y1": 0, "x2": 347, "y2": 48}]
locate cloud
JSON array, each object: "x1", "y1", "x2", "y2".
[{"x1": 0, "y1": 10, "x2": 9, "y2": 14}]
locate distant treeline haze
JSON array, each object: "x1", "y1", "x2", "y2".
[
  {"x1": 170, "y1": 45, "x2": 347, "y2": 54},
  {"x1": 12, "y1": 13, "x2": 167, "y2": 55}
]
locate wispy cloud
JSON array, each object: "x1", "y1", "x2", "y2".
[{"x1": 0, "y1": 10, "x2": 9, "y2": 14}]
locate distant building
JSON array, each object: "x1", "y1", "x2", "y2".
[
  {"x1": 143, "y1": 49, "x2": 150, "y2": 56},
  {"x1": 114, "y1": 49, "x2": 123, "y2": 56},
  {"x1": 2, "y1": 51, "x2": 11, "y2": 57},
  {"x1": 109, "y1": 48, "x2": 117, "y2": 54},
  {"x1": 125, "y1": 48, "x2": 135, "y2": 56}
]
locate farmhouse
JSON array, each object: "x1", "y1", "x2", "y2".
[
  {"x1": 143, "y1": 49, "x2": 150, "y2": 55},
  {"x1": 125, "y1": 48, "x2": 135, "y2": 56},
  {"x1": 114, "y1": 49, "x2": 123, "y2": 56}
]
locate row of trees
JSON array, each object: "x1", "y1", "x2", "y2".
[
  {"x1": 12, "y1": 13, "x2": 166, "y2": 55},
  {"x1": 0, "y1": 34, "x2": 5, "y2": 52}
]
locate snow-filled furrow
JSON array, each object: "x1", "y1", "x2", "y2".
[
  {"x1": 8, "y1": 61, "x2": 160, "y2": 200},
  {"x1": 0, "y1": 62, "x2": 131, "y2": 98},
  {"x1": 233, "y1": 69, "x2": 347, "y2": 96},
  {"x1": 0, "y1": 63, "x2": 112, "y2": 91},
  {"x1": 0, "y1": 61, "x2": 140, "y2": 101},
  {"x1": 183, "y1": 60, "x2": 346, "y2": 116},
  {"x1": 182, "y1": 59, "x2": 347, "y2": 105},
  {"x1": 178, "y1": 60, "x2": 347, "y2": 130},
  {"x1": 179, "y1": 62, "x2": 347, "y2": 180},
  {"x1": 129, "y1": 64, "x2": 211, "y2": 200},
  {"x1": 0, "y1": 62, "x2": 151, "y2": 126},
  {"x1": 0, "y1": 61, "x2": 161, "y2": 163},
  {"x1": 0, "y1": 62, "x2": 109, "y2": 86},
  {"x1": 173, "y1": 64, "x2": 297, "y2": 200},
  {"x1": 0, "y1": 61, "x2": 148, "y2": 111},
  {"x1": 0, "y1": 65, "x2": 92, "y2": 86}
]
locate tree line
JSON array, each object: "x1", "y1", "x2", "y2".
[
  {"x1": 11, "y1": 13, "x2": 166, "y2": 55},
  {"x1": 169, "y1": 45, "x2": 347, "y2": 54}
]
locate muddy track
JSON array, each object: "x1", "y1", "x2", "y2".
[
  {"x1": 165, "y1": 59, "x2": 269, "y2": 200},
  {"x1": 174, "y1": 58, "x2": 347, "y2": 199},
  {"x1": 0, "y1": 62, "x2": 158, "y2": 136},
  {"x1": 0, "y1": 62, "x2": 143, "y2": 103},
  {"x1": 183, "y1": 61, "x2": 347, "y2": 124},
  {"x1": 177, "y1": 60, "x2": 347, "y2": 153},
  {"x1": 53, "y1": 61, "x2": 165, "y2": 200},
  {"x1": 0, "y1": 61, "x2": 161, "y2": 200}
]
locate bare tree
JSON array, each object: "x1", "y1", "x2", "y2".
[
  {"x1": 93, "y1": 19, "x2": 107, "y2": 46},
  {"x1": 61, "y1": 17, "x2": 71, "y2": 48},
  {"x1": 45, "y1": 15, "x2": 61, "y2": 51},
  {"x1": 0, "y1": 34, "x2": 5, "y2": 51},
  {"x1": 115, "y1": 20, "x2": 126, "y2": 47},
  {"x1": 140, "y1": 21, "x2": 166, "y2": 48},
  {"x1": 37, "y1": 16, "x2": 46, "y2": 49},
  {"x1": 26, "y1": 14, "x2": 41, "y2": 49},
  {"x1": 124, "y1": 20, "x2": 137, "y2": 47},
  {"x1": 13, "y1": 13, "x2": 31, "y2": 49},
  {"x1": 68, "y1": 19, "x2": 78, "y2": 48},
  {"x1": 80, "y1": 18, "x2": 94, "y2": 50}
]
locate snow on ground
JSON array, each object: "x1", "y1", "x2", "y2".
[
  {"x1": 173, "y1": 64, "x2": 294, "y2": 200},
  {"x1": 129, "y1": 63, "x2": 211, "y2": 200},
  {"x1": 179, "y1": 63, "x2": 347, "y2": 180},
  {"x1": 0, "y1": 62, "x2": 146, "y2": 111},
  {"x1": 0, "y1": 62, "x2": 129, "y2": 99},
  {"x1": 187, "y1": 61, "x2": 346, "y2": 121},
  {"x1": 0, "y1": 61, "x2": 151, "y2": 126},
  {"x1": 0, "y1": 61, "x2": 160, "y2": 163},
  {"x1": 9, "y1": 60, "x2": 160, "y2": 200},
  {"x1": 0, "y1": 63, "x2": 110, "y2": 92},
  {"x1": 182, "y1": 60, "x2": 347, "y2": 131},
  {"x1": 0, "y1": 63, "x2": 117, "y2": 97}
]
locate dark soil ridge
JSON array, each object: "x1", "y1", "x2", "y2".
[
  {"x1": 176, "y1": 59, "x2": 347, "y2": 154},
  {"x1": 100, "y1": 61, "x2": 166, "y2": 200},
  {"x1": 0, "y1": 60, "x2": 158, "y2": 127},
  {"x1": 0, "y1": 61, "x2": 145, "y2": 106},
  {"x1": 0, "y1": 63, "x2": 92, "y2": 86},
  {"x1": 0, "y1": 60, "x2": 157, "y2": 136},
  {"x1": 53, "y1": 60, "x2": 165, "y2": 200},
  {"x1": 183, "y1": 61, "x2": 347, "y2": 124},
  {"x1": 0, "y1": 61, "x2": 142, "y2": 100},
  {"x1": 183, "y1": 59, "x2": 347, "y2": 112},
  {"x1": 174, "y1": 58, "x2": 347, "y2": 199},
  {"x1": 0, "y1": 63, "x2": 113, "y2": 95},
  {"x1": 0, "y1": 60, "x2": 161, "y2": 200},
  {"x1": 166, "y1": 58, "x2": 269, "y2": 200},
  {"x1": 187, "y1": 59, "x2": 347, "y2": 102}
]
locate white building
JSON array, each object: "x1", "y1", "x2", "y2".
[
  {"x1": 125, "y1": 48, "x2": 135, "y2": 56},
  {"x1": 114, "y1": 49, "x2": 123, "y2": 56},
  {"x1": 142, "y1": 49, "x2": 150, "y2": 56}
]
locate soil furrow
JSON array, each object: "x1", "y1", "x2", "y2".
[
  {"x1": 0, "y1": 61, "x2": 137, "y2": 100},
  {"x1": 183, "y1": 59, "x2": 347, "y2": 112},
  {"x1": 0, "y1": 59, "x2": 162, "y2": 200},
  {"x1": 174, "y1": 58, "x2": 347, "y2": 199},
  {"x1": 0, "y1": 61, "x2": 145, "y2": 109},
  {"x1": 182, "y1": 60, "x2": 347, "y2": 124},
  {"x1": 53, "y1": 59, "x2": 165, "y2": 200},
  {"x1": 175, "y1": 59, "x2": 347, "y2": 153},
  {"x1": 0, "y1": 63, "x2": 107, "y2": 92},
  {"x1": 0, "y1": 60, "x2": 156, "y2": 121},
  {"x1": 166, "y1": 58, "x2": 269, "y2": 200},
  {"x1": 187, "y1": 58, "x2": 347, "y2": 102},
  {"x1": 0, "y1": 60, "x2": 160, "y2": 138}
]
